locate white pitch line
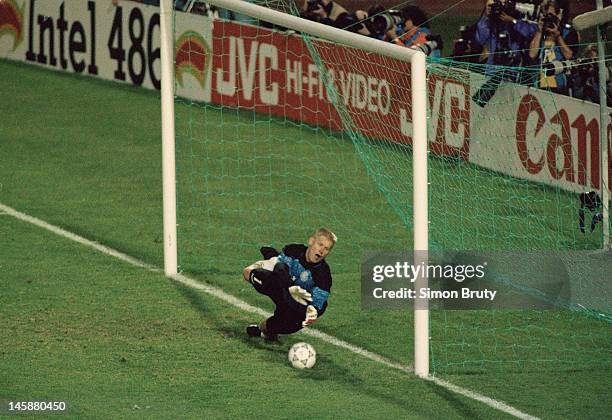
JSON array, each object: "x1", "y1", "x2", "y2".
[
  {"x1": 170, "y1": 272, "x2": 414, "y2": 373},
  {"x1": 427, "y1": 377, "x2": 538, "y2": 420},
  {"x1": 1, "y1": 202, "x2": 538, "y2": 420}
]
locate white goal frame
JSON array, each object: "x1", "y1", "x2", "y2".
[{"x1": 159, "y1": 0, "x2": 430, "y2": 377}]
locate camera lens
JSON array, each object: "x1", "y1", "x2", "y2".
[{"x1": 307, "y1": 0, "x2": 319, "y2": 12}]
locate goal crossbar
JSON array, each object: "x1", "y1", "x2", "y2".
[{"x1": 204, "y1": 0, "x2": 424, "y2": 64}]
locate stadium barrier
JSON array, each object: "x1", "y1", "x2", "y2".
[{"x1": 1, "y1": 0, "x2": 609, "y2": 194}]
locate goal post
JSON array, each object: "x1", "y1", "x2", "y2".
[
  {"x1": 159, "y1": 0, "x2": 430, "y2": 376},
  {"x1": 411, "y1": 51, "x2": 429, "y2": 378},
  {"x1": 160, "y1": 0, "x2": 177, "y2": 276}
]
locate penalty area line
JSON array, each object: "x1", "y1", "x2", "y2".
[{"x1": 0, "y1": 202, "x2": 538, "y2": 420}]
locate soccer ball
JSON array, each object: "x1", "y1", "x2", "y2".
[{"x1": 288, "y1": 342, "x2": 316, "y2": 369}]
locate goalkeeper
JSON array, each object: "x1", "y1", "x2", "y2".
[{"x1": 242, "y1": 228, "x2": 337, "y2": 341}]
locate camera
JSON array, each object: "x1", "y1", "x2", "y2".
[
  {"x1": 493, "y1": 32, "x2": 520, "y2": 66},
  {"x1": 490, "y1": 0, "x2": 542, "y2": 23},
  {"x1": 366, "y1": 5, "x2": 404, "y2": 37},
  {"x1": 452, "y1": 25, "x2": 479, "y2": 59},
  {"x1": 543, "y1": 59, "x2": 574, "y2": 76},
  {"x1": 545, "y1": 57, "x2": 609, "y2": 80},
  {"x1": 514, "y1": 1, "x2": 538, "y2": 17},
  {"x1": 334, "y1": 11, "x2": 367, "y2": 34},
  {"x1": 542, "y1": 13, "x2": 559, "y2": 30},
  {"x1": 489, "y1": 0, "x2": 507, "y2": 20},
  {"x1": 410, "y1": 35, "x2": 443, "y2": 56},
  {"x1": 573, "y1": 58, "x2": 597, "y2": 81},
  {"x1": 306, "y1": 0, "x2": 321, "y2": 12}
]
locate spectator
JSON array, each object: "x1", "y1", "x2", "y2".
[
  {"x1": 190, "y1": 2, "x2": 219, "y2": 18},
  {"x1": 450, "y1": 24, "x2": 483, "y2": 63},
  {"x1": 301, "y1": 0, "x2": 370, "y2": 36},
  {"x1": 388, "y1": 6, "x2": 441, "y2": 58},
  {"x1": 528, "y1": 0, "x2": 578, "y2": 95},
  {"x1": 335, "y1": 9, "x2": 371, "y2": 36},
  {"x1": 571, "y1": 44, "x2": 612, "y2": 106},
  {"x1": 113, "y1": 0, "x2": 197, "y2": 11},
  {"x1": 474, "y1": 0, "x2": 537, "y2": 73}
]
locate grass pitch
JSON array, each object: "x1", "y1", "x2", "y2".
[
  {"x1": 3, "y1": 215, "x2": 516, "y2": 419},
  {"x1": 1, "y1": 58, "x2": 610, "y2": 419}
]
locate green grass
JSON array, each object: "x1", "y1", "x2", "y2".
[
  {"x1": 0, "y1": 58, "x2": 610, "y2": 419},
  {"x1": 1, "y1": 216, "x2": 514, "y2": 419}
]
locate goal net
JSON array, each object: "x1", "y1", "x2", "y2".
[{"x1": 164, "y1": 0, "x2": 611, "y2": 374}]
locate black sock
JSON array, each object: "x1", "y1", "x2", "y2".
[
  {"x1": 591, "y1": 212, "x2": 603, "y2": 232},
  {"x1": 579, "y1": 208, "x2": 586, "y2": 233}
]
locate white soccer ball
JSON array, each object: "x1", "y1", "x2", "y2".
[{"x1": 288, "y1": 342, "x2": 316, "y2": 369}]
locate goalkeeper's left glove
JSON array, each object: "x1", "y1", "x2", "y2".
[
  {"x1": 289, "y1": 286, "x2": 312, "y2": 306},
  {"x1": 302, "y1": 305, "x2": 318, "y2": 327}
]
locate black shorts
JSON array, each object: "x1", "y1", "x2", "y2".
[{"x1": 252, "y1": 280, "x2": 327, "y2": 335}]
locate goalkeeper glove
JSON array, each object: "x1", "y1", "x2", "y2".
[
  {"x1": 302, "y1": 305, "x2": 318, "y2": 327},
  {"x1": 288, "y1": 286, "x2": 312, "y2": 306}
]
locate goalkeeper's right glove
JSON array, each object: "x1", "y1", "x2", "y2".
[
  {"x1": 302, "y1": 305, "x2": 318, "y2": 327},
  {"x1": 288, "y1": 286, "x2": 312, "y2": 306}
]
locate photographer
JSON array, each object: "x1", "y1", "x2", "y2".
[
  {"x1": 470, "y1": 0, "x2": 538, "y2": 107},
  {"x1": 388, "y1": 6, "x2": 441, "y2": 58},
  {"x1": 301, "y1": 0, "x2": 371, "y2": 36},
  {"x1": 571, "y1": 45, "x2": 612, "y2": 106},
  {"x1": 451, "y1": 24, "x2": 483, "y2": 63},
  {"x1": 474, "y1": 0, "x2": 537, "y2": 73},
  {"x1": 528, "y1": 0, "x2": 578, "y2": 95}
]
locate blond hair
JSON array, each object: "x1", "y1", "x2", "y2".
[{"x1": 312, "y1": 228, "x2": 338, "y2": 246}]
